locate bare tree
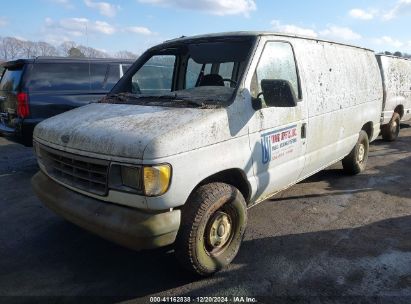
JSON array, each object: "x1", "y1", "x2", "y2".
[
  {"x1": 21, "y1": 40, "x2": 38, "y2": 58},
  {"x1": 9, "y1": 38, "x2": 23, "y2": 59},
  {"x1": 0, "y1": 37, "x2": 8, "y2": 60},
  {"x1": 0, "y1": 35, "x2": 139, "y2": 60},
  {"x1": 114, "y1": 50, "x2": 138, "y2": 59},
  {"x1": 68, "y1": 47, "x2": 85, "y2": 58},
  {"x1": 36, "y1": 41, "x2": 58, "y2": 56},
  {"x1": 393, "y1": 51, "x2": 403, "y2": 57},
  {"x1": 59, "y1": 41, "x2": 77, "y2": 57},
  {"x1": 382, "y1": 51, "x2": 411, "y2": 59},
  {"x1": 0, "y1": 37, "x2": 23, "y2": 60},
  {"x1": 77, "y1": 45, "x2": 110, "y2": 58}
]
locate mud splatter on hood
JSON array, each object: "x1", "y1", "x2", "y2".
[{"x1": 33, "y1": 103, "x2": 228, "y2": 160}]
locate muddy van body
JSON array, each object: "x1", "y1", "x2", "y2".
[
  {"x1": 31, "y1": 32, "x2": 383, "y2": 275},
  {"x1": 377, "y1": 55, "x2": 411, "y2": 141}
]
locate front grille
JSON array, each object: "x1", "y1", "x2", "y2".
[{"x1": 38, "y1": 144, "x2": 109, "y2": 196}]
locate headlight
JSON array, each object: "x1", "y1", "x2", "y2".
[
  {"x1": 121, "y1": 166, "x2": 143, "y2": 190},
  {"x1": 143, "y1": 165, "x2": 171, "y2": 196},
  {"x1": 109, "y1": 163, "x2": 171, "y2": 197}
]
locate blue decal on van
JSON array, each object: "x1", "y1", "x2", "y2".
[{"x1": 261, "y1": 125, "x2": 298, "y2": 164}]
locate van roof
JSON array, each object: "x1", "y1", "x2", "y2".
[
  {"x1": 161, "y1": 31, "x2": 374, "y2": 52},
  {"x1": 1, "y1": 57, "x2": 135, "y2": 68}
]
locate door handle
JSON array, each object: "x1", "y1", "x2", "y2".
[{"x1": 301, "y1": 123, "x2": 307, "y2": 139}]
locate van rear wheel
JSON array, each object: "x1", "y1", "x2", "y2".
[
  {"x1": 381, "y1": 113, "x2": 400, "y2": 142},
  {"x1": 175, "y1": 182, "x2": 247, "y2": 276},
  {"x1": 342, "y1": 130, "x2": 369, "y2": 175}
]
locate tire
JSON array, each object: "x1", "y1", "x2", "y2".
[
  {"x1": 381, "y1": 113, "x2": 401, "y2": 141},
  {"x1": 175, "y1": 182, "x2": 247, "y2": 276},
  {"x1": 342, "y1": 130, "x2": 369, "y2": 175}
]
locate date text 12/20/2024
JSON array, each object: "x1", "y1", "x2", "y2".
[
  {"x1": 261, "y1": 124, "x2": 298, "y2": 164},
  {"x1": 149, "y1": 296, "x2": 257, "y2": 303}
]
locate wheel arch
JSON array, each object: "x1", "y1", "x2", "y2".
[
  {"x1": 361, "y1": 121, "x2": 374, "y2": 140},
  {"x1": 189, "y1": 168, "x2": 252, "y2": 205}
]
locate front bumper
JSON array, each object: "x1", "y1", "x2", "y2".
[
  {"x1": 0, "y1": 120, "x2": 16, "y2": 135},
  {"x1": 31, "y1": 171, "x2": 181, "y2": 250},
  {"x1": 0, "y1": 118, "x2": 39, "y2": 146}
]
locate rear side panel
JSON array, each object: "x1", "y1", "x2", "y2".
[
  {"x1": 294, "y1": 39, "x2": 383, "y2": 178},
  {"x1": 377, "y1": 55, "x2": 411, "y2": 124}
]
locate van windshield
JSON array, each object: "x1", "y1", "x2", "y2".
[
  {"x1": 0, "y1": 67, "x2": 23, "y2": 91},
  {"x1": 103, "y1": 38, "x2": 255, "y2": 108}
]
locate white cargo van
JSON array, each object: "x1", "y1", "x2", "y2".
[
  {"x1": 377, "y1": 55, "x2": 411, "y2": 141},
  {"x1": 31, "y1": 32, "x2": 383, "y2": 275}
]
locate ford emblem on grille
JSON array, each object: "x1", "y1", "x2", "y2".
[{"x1": 61, "y1": 134, "x2": 70, "y2": 144}]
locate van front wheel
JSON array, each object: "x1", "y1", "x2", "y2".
[
  {"x1": 175, "y1": 183, "x2": 247, "y2": 276},
  {"x1": 342, "y1": 130, "x2": 369, "y2": 175},
  {"x1": 381, "y1": 113, "x2": 400, "y2": 141}
]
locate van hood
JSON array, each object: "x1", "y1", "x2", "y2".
[{"x1": 33, "y1": 103, "x2": 235, "y2": 160}]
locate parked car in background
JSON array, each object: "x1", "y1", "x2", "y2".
[
  {"x1": 32, "y1": 32, "x2": 383, "y2": 275},
  {"x1": 377, "y1": 54, "x2": 411, "y2": 141},
  {"x1": 0, "y1": 57, "x2": 133, "y2": 145}
]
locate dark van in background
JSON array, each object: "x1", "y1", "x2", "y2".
[{"x1": 0, "y1": 57, "x2": 133, "y2": 145}]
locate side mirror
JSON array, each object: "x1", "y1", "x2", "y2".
[
  {"x1": 260, "y1": 79, "x2": 298, "y2": 108},
  {"x1": 251, "y1": 97, "x2": 262, "y2": 110}
]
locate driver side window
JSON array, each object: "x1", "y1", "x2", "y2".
[{"x1": 251, "y1": 42, "x2": 299, "y2": 106}]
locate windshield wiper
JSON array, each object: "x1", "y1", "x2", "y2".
[
  {"x1": 172, "y1": 99, "x2": 204, "y2": 108},
  {"x1": 99, "y1": 92, "x2": 140, "y2": 103},
  {"x1": 99, "y1": 92, "x2": 204, "y2": 107}
]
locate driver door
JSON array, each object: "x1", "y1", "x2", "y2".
[{"x1": 247, "y1": 39, "x2": 308, "y2": 202}]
